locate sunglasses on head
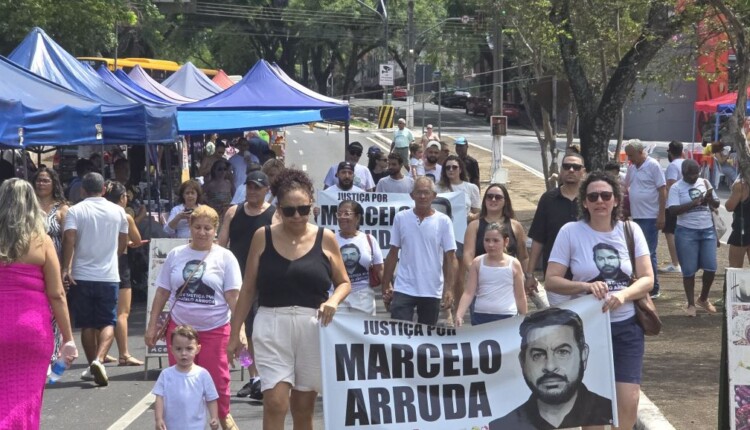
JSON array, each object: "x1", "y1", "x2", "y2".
[
  {"x1": 486, "y1": 193, "x2": 504, "y2": 201},
  {"x1": 349, "y1": 150, "x2": 362, "y2": 156},
  {"x1": 279, "y1": 205, "x2": 312, "y2": 217},
  {"x1": 586, "y1": 191, "x2": 614, "y2": 202},
  {"x1": 562, "y1": 163, "x2": 584, "y2": 171},
  {"x1": 445, "y1": 164, "x2": 460, "y2": 171}
]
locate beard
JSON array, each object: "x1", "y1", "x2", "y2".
[
  {"x1": 426, "y1": 155, "x2": 438, "y2": 164},
  {"x1": 339, "y1": 179, "x2": 353, "y2": 190},
  {"x1": 523, "y1": 360, "x2": 585, "y2": 405}
]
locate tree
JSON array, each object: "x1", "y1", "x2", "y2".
[{"x1": 549, "y1": 0, "x2": 704, "y2": 170}]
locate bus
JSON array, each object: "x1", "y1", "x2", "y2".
[{"x1": 77, "y1": 57, "x2": 218, "y2": 82}]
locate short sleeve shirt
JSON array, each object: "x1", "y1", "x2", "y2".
[
  {"x1": 667, "y1": 179, "x2": 713, "y2": 229},
  {"x1": 336, "y1": 232, "x2": 384, "y2": 293},
  {"x1": 376, "y1": 176, "x2": 414, "y2": 193},
  {"x1": 625, "y1": 157, "x2": 666, "y2": 219},
  {"x1": 527, "y1": 188, "x2": 579, "y2": 272},
  {"x1": 152, "y1": 365, "x2": 219, "y2": 430},
  {"x1": 390, "y1": 210, "x2": 456, "y2": 298},
  {"x1": 155, "y1": 245, "x2": 242, "y2": 331},
  {"x1": 393, "y1": 128, "x2": 415, "y2": 148},
  {"x1": 324, "y1": 164, "x2": 375, "y2": 190},
  {"x1": 665, "y1": 158, "x2": 684, "y2": 183},
  {"x1": 437, "y1": 181, "x2": 480, "y2": 214}
]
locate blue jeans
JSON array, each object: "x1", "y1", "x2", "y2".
[{"x1": 633, "y1": 218, "x2": 659, "y2": 295}]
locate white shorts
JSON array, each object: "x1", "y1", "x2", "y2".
[
  {"x1": 340, "y1": 288, "x2": 376, "y2": 315},
  {"x1": 252, "y1": 306, "x2": 321, "y2": 393}
]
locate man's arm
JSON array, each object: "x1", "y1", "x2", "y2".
[
  {"x1": 381, "y1": 246, "x2": 400, "y2": 296},
  {"x1": 61, "y1": 229, "x2": 76, "y2": 273},
  {"x1": 656, "y1": 185, "x2": 666, "y2": 229},
  {"x1": 442, "y1": 250, "x2": 457, "y2": 308},
  {"x1": 525, "y1": 240, "x2": 543, "y2": 292},
  {"x1": 118, "y1": 233, "x2": 128, "y2": 255}
]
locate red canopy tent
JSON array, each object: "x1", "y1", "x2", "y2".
[
  {"x1": 694, "y1": 87, "x2": 750, "y2": 113},
  {"x1": 212, "y1": 70, "x2": 235, "y2": 89}
]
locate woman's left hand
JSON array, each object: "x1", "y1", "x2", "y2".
[
  {"x1": 318, "y1": 302, "x2": 338, "y2": 327},
  {"x1": 59, "y1": 340, "x2": 78, "y2": 367},
  {"x1": 602, "y1": 291, "x2": 626, "y2": 313}
]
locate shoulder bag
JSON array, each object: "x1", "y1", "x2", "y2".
[
  {"x1": 703, "y1": 179, "x2": 727, "y2": 245},
  {"x1": 366, "y1": 234, "x2": 382, "y2": 287},
  {"x1": 623, "y1": 221, "x2": 662, "y2": 336},
  {"x1": 155, "y1": 247, "x2": 212, "y2": 340}
]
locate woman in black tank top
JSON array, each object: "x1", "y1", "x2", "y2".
[
  {"x1": 727, "y1": 178, "x2": 750, "y2": 266},
  {"x1": 227, "y1": 169, "x2": 350, "y2": 429}
]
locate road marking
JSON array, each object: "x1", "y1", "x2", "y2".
[
  {"x1": 293, "y1": 139, "x2": 298, "y2": 144},
  {"x1": 107, "y1": 393, "x2": 155, "y2": 430},
  {"x1": 302, "y1": 164, "x2": 308, "y2": 171},
  {"x1": 350, "y1": 130, "x2": 360, "y2": 134},
  {"x1": 465, "y1": 142, "x2": 545, "y2": 178},
  {"x1": 303, "y1": 130, "x2": 314, "y2": 134},
  {"x1": 367, "y1": 137, "x2": 389, "y2": 152},
  {"x1": 299, "y1": 150, "x2": 304, "y2": 156}
]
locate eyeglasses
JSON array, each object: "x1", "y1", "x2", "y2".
[
  {"x1": 279, "y1": 205, "x2": 312, "y2": 217},
  {"x1": 35, "y1": 178, "x2": 52, "y2": 184},
  {"x1": 337, "y1": 210, "x2": 356, "y2": 218},
  {"x1": 349, "y1": 150, "x2": 362, "y2": 157},
  {"x1": 486, "y1": 193, "x2": 505, "y2": 201},
  {"x1": 445, "y1": 165, "x2": 460, "y2": 171},
  {"x1": 562, "y1": 163, "x2": 584, "y2": 171},
  {"x1": 586, "y1": 191, "x2": 614, "y2": 202}
]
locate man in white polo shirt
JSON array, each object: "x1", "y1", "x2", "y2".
[
  {"x1": 62, "y1": 172, "x2": 128, "y2": 386},
  {"x1": 382, "y1": 176, "x2": 457, "y2": 325}
]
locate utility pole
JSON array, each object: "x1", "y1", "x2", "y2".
[
  {"x1": 406, "y1": 0, "x2": 415, "y2": 127},
  {"x1": 493, "y1": 7, "x2": 503, "y2": 115}
]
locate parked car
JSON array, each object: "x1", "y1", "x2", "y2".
[
  {"x1": 440, "y1": 90, "x2": 471, "y2": 108},
  {"x1": 466, "y1": 96, "x2": 491, "y2": 117},
  {"x1": 502, "y1": 103, "x2": 524, "y2": 123},
  {"x1": 392, "y1": 86, "x2": 408, "y2": 100}
]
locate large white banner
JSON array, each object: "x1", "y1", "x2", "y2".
[
  {"x1": 145, "y1": 238, "x2": 189, "y2": 354},
  {"x1": 726, "y1": 268, "x2": 750, "y2": 429},
  {"x1": 317, "y1": 190, "x2": 467, "y2": 253},
  {"x1": 320, "y1": 296, "x2": 618, "y2": 429}
]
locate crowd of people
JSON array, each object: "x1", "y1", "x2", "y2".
[{"x1": 3, "y1": 117, "x2": 748, "y2": 430}]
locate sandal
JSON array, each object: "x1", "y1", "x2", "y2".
[
  {"x1": 118, "y1": 355, "x2": 144, "y2": 366},
  {"x1": 103, "y1": 355, "x2": 118, "y2": 364}
]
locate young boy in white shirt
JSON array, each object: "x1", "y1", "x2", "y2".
[{"x1": 153, "y1": 325, "x2": 219, "y2": 430}]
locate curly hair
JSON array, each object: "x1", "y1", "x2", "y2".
[
  {"x1": 272, "y1": 168, "x2": 315, "y2": 204},
  {"x1": 437, "y1": 155, "x2": 468, "y2": 191},
  {"x1": 578, "y1": 170, "x2": 622, "y2": 227},
  {"x1": 480, "y1": 184, "x2": 515, "y2": 220},
  {"x1": 177, "y1": 180, "x2": 203, "y2": 205},
  {"x1": 31, "y1": 166, "x2": 67, "y2": 205},
  {"x1": 0, "y1": 179, "x2": 46, "y2": 263}
]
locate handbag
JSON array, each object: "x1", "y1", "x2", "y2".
[
  {"x1": 365, "y1": 234, "x2": 382, "y2": 287},
  {"x1": 703, "y1": 179, "x2": 727, "y2": 246},
  {"x1": 623, "y1": 221, "x2": 662, "y2": 336},
  {"x1": 155, "y1": 247, "x2": 212, "y2": 340}
]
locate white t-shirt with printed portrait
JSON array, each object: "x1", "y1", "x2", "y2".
[
  {"x1": 155, "y1": 245, "x2": 242, "y2": 331},
  {"x1": 335, "y1": 231, "x2": 384, "y2": 293},
  {"x1": 548, "y1": 220, "x2": 650, "y2": 322},
  {"x1": 667, "y1": 179, "x2": 713, "y2": 229},
  {"x1": 437, "y1": 181, "x2": 480, "y2": 215}
]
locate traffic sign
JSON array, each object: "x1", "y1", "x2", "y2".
[
  {"x1": 491, "y1": 116, "x2": 508, "y2": 136},
  {"x1": 379, "y1": 64, "x2": 394, "y2": 86},
  {"x1": 378, "y1": 105, "x2": 395, "y2": 129}
]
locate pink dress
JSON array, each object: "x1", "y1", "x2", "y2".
[{"x1": 0, "y1": 263, "x2": 53, "y2": 430}]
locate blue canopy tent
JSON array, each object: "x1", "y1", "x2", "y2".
[
  {"x1": 0, "y1": 55, "x2": 103, "y2": 147},
  {"x1": 97, "y1": 65, "x2": 173, "y2": 106},
  {"x1": 113, "y1": 69, "x2": 172, "y2": 104},
  {"x1": 128, "y1": 65, "x2": 196, "y2": 104},
  {"x1": 162, "y1": 62, "x2": 223, "y2": 100},
  {"x1": 177, "y1": 60, "x2": 349, "y2": 134},
  {"x1": 8, "y1": 28, "x2": 177, "y2": 145}
]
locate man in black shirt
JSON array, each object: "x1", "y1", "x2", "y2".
[
  {"x1": 454, "y1": 136, "x2": 480, "y2": 188},
  {"x1": 526, "y1": 152, "x2": 586, "y2": 304},
  {"x1": 490, "y1": 308, "x2": 613, "y2": 429}
]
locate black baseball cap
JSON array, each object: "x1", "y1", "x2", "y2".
[
  {"x1": 337, "y1": 161, "x2": 356, "y2": 172},
  {"x1": 245, "y1": 171, "x2": 270, "y2": 187},
  {"x1": 349, "y1": 141, "x2": 363, "y2": 151}
]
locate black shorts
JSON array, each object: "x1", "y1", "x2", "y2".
[
  {"x1": 71, "y1": 281, "x2": 118, "y2": 329},
  {"x1": 118, "y1": 254, "x2": 131, "y2": 289},
  {"x1": 728, "y1": 229, "x2": 750, "y2": 247},
  {"x1": 662, "y1": 210, "x2": 677, "y2": 234}
]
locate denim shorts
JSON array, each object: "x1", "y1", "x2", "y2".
[
  {"x1": 674, "y1": 225, "x2": 718, "y2": 277},
  {"x1": 611, "y1": 317, "x2": 645, "y2": 384},
  {"x1": 70, "y1": 280, "x2": 119, "y2": 329}
]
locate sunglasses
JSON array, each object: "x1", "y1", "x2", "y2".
[
  {"x1": 562, "y1": 163, "x2": 584, "y2": 171},
  {"x1": 445, "y1": 165, "x2": 460, "y2": 171},
  {"x1": 279, "y1": 205, "x2": 312, "y2": 217},
  {"x1": 486, "y1": 193, "x2": 504, "y2": 201},
  {"x1": 349, "y1": 150, "x2": 362, "y2": 157},
  {"x1": 586, "y1": 191, "x2": 614, "y2": 202}
]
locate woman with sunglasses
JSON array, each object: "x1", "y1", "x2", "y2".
[
  {"x1": 545, "y1": 171, "x2": 654, "y2": 430},
  {"x1": 227, "y1": 169, "x2": 350, "y2": 429},
  {"x1": 203, "y1": 159, "x2": 235, "y2": 219},
  {"x1": 367, "y1": 146, "x2": 389, "y2": 185},
  {"x1": 436, "y1": 155, "x2": 480, "y2": 222},
  {"x1": 334, "y1": 200, "x2": 384, "y2": 315}
]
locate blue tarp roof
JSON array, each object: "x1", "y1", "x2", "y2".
[
  {"x1": 96, "y1": 65, "x2": 173, "y2": 106},
  {"x1": 162, "y1": 62, "x2": 222, "y2": 100},
  {"x1": 716, "y1": 102, "x2": 750, "y2": 115},
  {"x1": 177, "y1": 60, "x2": 348, "y2": 133},
  {"x1": 8, "y1": 28, "x2": 177, "y2": 144},
  {"x1": 128, "y1": 65, "x2": 196, "y2": 104},
  {"x1": 0, "y1": 55, "x2": 103, "y2": 147}
]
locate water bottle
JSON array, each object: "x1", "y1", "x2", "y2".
[
  {"x1": 48, "y1": 358, "x2": 67, "y2": 384},
  {"x1": 239, "y1": 348, "x2": 253, "y2": 368}
]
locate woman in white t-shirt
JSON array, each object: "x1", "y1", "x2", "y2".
[
  {"x1": 146, "y1": 205, "x2": 243, "y2": 430},
  {"x1": 455, "y1": 222, "x2": 526, "y2": 326},
  {"x1": 545, "y1": 171, "x2": 654, "y2": 430},
  {"x1": 436, "y1": 155, "x2": 480, "y2": 222},
  {"x1": 666, "y1": 159, "x2": 720, "y2": 317},
  {"x1": 335, "y1": 200, "x2": 384, "y2": 315}
]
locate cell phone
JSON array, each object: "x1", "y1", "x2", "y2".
[{"x1": 183, "y1": 208, "x2": 194, "y2": 214}]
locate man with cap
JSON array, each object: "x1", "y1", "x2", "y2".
[
  {"x1": 323, "y1": 141, "x2": 375, "y2": 191},
  {"x1": 391, "y1": 118, "x2": 415, "y2": 172},
  {"x1": 424, "y1": 141, "x2": 443, "y2": 182},
  {"x1": 455, "y1": 136, "x2": 480, "y2": 188},
  {"x1": 218, "y1": 170, "x2": 278, "y2": 401},
  {"x1": 326, "y1": 162, "x2": 365, "y2": 193}
]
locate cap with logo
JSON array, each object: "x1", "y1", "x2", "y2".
[
  {"x1": 426, "y1": 141, "x2": 441, "y2": 150},
  {"x1": 337, "y1": 161, "x2": 356, "y2": 172},
  {"x1": 245, "y1": 171, "x2": 270, "y2": 187}
]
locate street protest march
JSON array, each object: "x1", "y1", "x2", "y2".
[
  {"x1": 320, "y1": 295, "x2": 618, "y2": 429},
  {"x1": 317, "y1": 190, "x2": 467, "y2": 253}
]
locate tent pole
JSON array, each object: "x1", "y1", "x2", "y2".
[
  {"x1": 714, "y1": 113, "x2": 720, "y2": 141},
  {"x1": 690, "y1": 111, "x2": 696, "y2": 156},
  {"x1": 145, "y1": 143, "x2": 152, "y2": 238},
  {"x1": 189, "y1": 135, "x2": 196, "y2": 178},
  {"x1": 165, "y1": 142, "x2": 174, "y2": 209},
  {"x1": 345, "y1": 122, "x2": 350, "y2": 151},
  {"x1": 22, "y1": 149, "x2": 28, "y2": 180}
]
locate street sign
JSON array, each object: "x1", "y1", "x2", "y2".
[
  {"x1": 379, "y1": 64, "x2": 394, "y2": 86},
  {"x1": 432, "y1": 70, "x2": 441, "y2": 79},
  {"x1": 491, "y1": 115, "x2": 508, "y2": 136}
]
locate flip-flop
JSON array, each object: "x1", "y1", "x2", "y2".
[{"x1": 118, "y1": 355, "x2": 144, "y2": 366}]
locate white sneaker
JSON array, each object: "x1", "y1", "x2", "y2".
[
  {"x1": 658, "y1": 264, "x2": 681, "y2": 273},
  {"x1": 81, "y1": 368, "x2": 94, "y2": 381},
  {"x1": 89, "y1": 360, "x2": 108, "y2": 386}
]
